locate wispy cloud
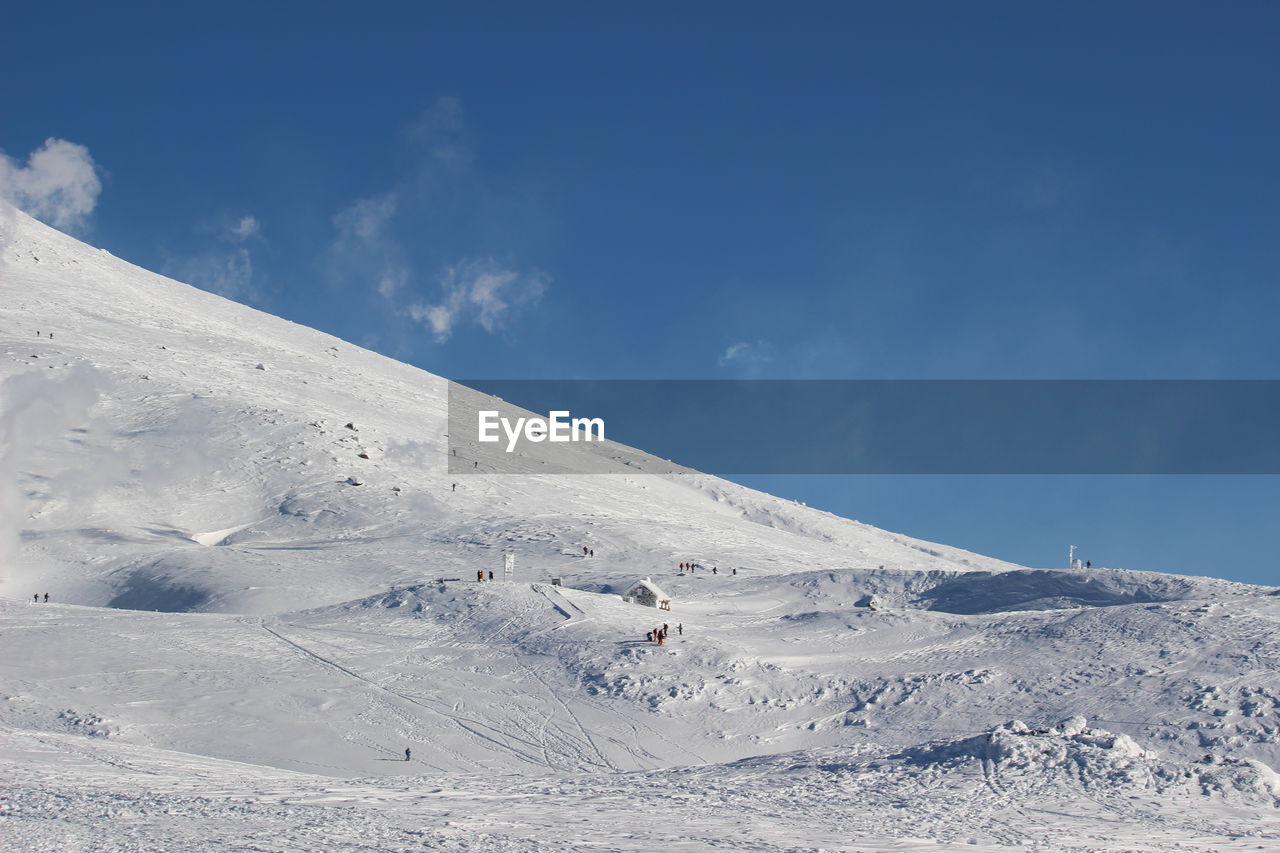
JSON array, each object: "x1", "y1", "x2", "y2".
[
  {"x1": 324, "y1": 97, "x2": 551, "y2": 344},
  {"x1": 333, "y1": 193, "x2": 397, "y2": 246},
  {"x1": 165, "y1": 246, "x2": 256, "y2": 301},
  {"x1": 407, "y1": 96, "x2": 471, "y2": 171},
  {"x1": 719, "y1": 339, "x2": 775, "y2": 369},
  {"x1": 377, "y1": 267, "x2": 409, "y2": 300},
  {"x1": 328, "y1": 192, "x2": 411, "y2": 304},
  {"x1": 407, "y1": 258, "x2": 548, "y2": 343},
  {"x1": 228, "y1": 215, "x2": 260, "y2": 241},
  {"x1": 164, "y1": 211, "x2": 264, "y2": 302},
  {"x1": 0, "y1": 138, "x2": 102, "y2": 233}
]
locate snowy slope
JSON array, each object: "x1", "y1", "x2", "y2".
[
  {"x1": 0, "y1": 206, "x2": 1032, "y2": 616},
  {"x1": 2, "y1": 206, "x2": 1279, "y2": 851}
]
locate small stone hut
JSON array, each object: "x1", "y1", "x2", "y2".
[{"x1": 622, "y1": 577, "x2": 669, "y2": 609}]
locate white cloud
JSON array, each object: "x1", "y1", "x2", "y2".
[
  {"x1": 334, "y1": 194, "x2": 397, "y2": 245},
  {"x1": 228, "y1": 215, "x2": 260, "y2": 242},
  {"x1": 328, "y1": 193, "x2": 410, "y2": 302},
  {"x1": 164, "y1": 247, "x2": 255, "y2": 301},
  {"x1": 377, "y1": 266, "x2": 409, "y2": 300},
  {"x1": 164, "y1": 211, "x2": 263, "y2": 302},
  {"x1": 408, "y1": 96, "x2": 471, "y2": 170},
  {"x1": 408, "y1": 258, "x2": 548, "y2": 343},
  {"x1": 0, "y1": 138, "x2": 102, "y2": 232},
  {"x1": 719, "y1": 339, "x2": 775, "y2": 368},
  {"x1": 326, "y1": 97, "x2": 549, "y2": 341}
]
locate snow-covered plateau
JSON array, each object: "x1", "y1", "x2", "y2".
[{"x1": 2, "y1": 206, "x2": 1278, "y2": 851}]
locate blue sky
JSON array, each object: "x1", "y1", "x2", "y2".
[{"x1": 3, "y1": 3, "x2": 1278, "y2": 583}]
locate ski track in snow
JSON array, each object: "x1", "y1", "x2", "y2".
[{"x1": 2, "y1": 208, "x2": 1280, "y2": 849}]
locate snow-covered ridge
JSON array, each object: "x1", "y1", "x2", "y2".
[
  {"x1": 1, "y1": 205, "x2": 1028, "y2": 614},
  {"x1": 3, "y1": 208, "x2": 1279, "y2": 850}
]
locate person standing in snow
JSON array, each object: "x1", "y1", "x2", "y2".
[
  {"x1": 1086, "y1": 560, "x2": 1091, "y2": 569},
  {"x1": 488, "y1": 570, "x2": 494, "y2": 581},
  {"x1": 477, "y1": 570, "x2": 485, "y2": 582},
  {"x1": 646, "y1": 630, "x2": 653, "y2": 642},
  {"x1": 677, "y1": 623, "x2": 683, "y2": 635},
  {"x1": 33, "y1": 594, "x2": 38, "y2": 603},
  {"x1": 405, "y1": 747, "x2": 411, "y2": 761},
  {"x1": 43, "y1": 593, "x2": 49, "y2": 602}
]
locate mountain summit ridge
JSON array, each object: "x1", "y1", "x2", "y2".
[
  {"x1": 1, "y1": 206, "x2": 1034, "y2": 614},
  {"x1": 3, "y1": 207, "x2": 1280, "y2": 850}
]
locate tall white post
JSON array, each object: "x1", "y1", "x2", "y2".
[
  {"x1": 1068, "y1": 544, "x2": 1077, "y2": 570},
  {"x1": 504, "y1": 552, "x2": 515, "y2": 582}
]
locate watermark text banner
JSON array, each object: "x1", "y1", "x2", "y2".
[{"x1": 446, "y1": 380, "x2": 1280, "y2": 474}]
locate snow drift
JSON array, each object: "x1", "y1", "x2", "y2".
[{"x1": 3, "y1": 207, "x2": 1280, "y2": 850}]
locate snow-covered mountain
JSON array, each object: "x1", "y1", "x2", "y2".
[{"x1": 3, "y1": 207, "x2": 1279, "y2": 851}]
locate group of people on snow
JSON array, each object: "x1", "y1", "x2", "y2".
[
  {"x1": 645, "y1": 623, "x2": 665, "y2": 644},
  {"x1": 31, "y1": 593, "x2": 50, "y2": 603},
  {"x1": 645, "y1": 622, "x2": 682, "y2": 644},
  {"x1": 679, "y1": 562, "x2": 735, "y2": 576}
]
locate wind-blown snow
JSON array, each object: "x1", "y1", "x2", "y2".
[{"x1": 2, "y1": 206, "x2": 1278, "y2": 850}]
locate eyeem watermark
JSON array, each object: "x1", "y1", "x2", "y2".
[
  {"x1": 450, "y1": 379, "x2": 1280, "y2": 475},
  {"x1": 478, "y1": 410, "x2": 605, "y2": 453}
]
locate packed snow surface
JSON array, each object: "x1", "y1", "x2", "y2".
[{"x1": 2, "y1": 207, "x2": 1279, "y2": 850}]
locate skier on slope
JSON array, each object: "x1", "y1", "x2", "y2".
[{"x1": 405, "y1": 747, "x2": 411, "y2": 761}]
